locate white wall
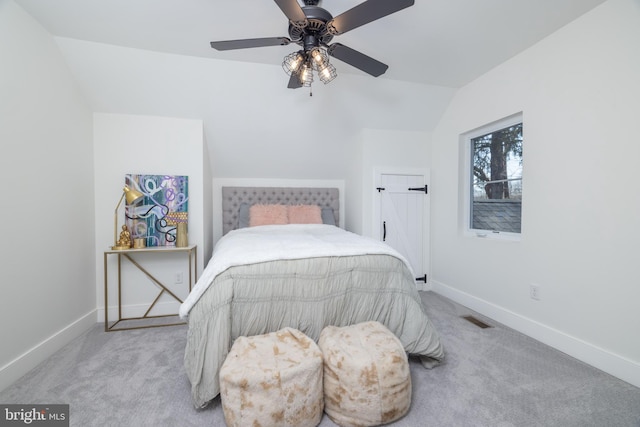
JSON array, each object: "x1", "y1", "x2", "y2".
[
  {"x1": 50, "y1": 34, "x2": 455, "y2": 239},
  {"x1": 359, "y1": 129, "x2": 431, "y2": 238},
  {"x1": 344, "y1": 132, "x2": 365, "y2": 234},
  {"x1": 201, "y1": 135, "x2": 214, "y2": 265},
  {"x1": 51, "y1": 37, "x2": 456, "y2": 184},
  {"x1": 353, "y1": 129, "x2": 432, "y2": 290},
  {"x1": 431, "y1": 0, "x2": 640, "y2": 387},
  {"x1": 0, "y1": 1, "x2": 94, "y2": 390},
  {"x1": 93, "y1": 113, "x2": 207, "y2": 320}
]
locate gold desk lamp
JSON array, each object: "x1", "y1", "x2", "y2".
[{"x1": 112, "y1": 186, "x2": 144, "y2": 250}]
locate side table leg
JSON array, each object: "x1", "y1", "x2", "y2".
[{"x1": 103, "y1": 252, "x2": 108, "y2": 332}]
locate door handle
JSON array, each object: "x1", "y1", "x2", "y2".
[{"x1": 383, "y1": 221, "x2": 386, "y2": 241}]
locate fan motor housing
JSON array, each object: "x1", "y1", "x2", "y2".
[{"x1": 288, "y1": 6, "x2": 334, "y2": 45}]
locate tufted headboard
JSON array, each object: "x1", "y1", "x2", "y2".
[{"x1": 222, "y1": 187, "x2": 340, "y2": 235}]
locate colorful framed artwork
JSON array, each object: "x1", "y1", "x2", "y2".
[{"x1": 124, "y1": 174, "x2": 189, "y2": 247}]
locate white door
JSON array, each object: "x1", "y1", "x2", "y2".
[{"x1": 376, "y1": 171, "x2": 429, "y2": 288}]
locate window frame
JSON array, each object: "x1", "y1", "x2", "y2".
[{"x1": 460, "y1": 112, "x2": 523, "y2": 241}]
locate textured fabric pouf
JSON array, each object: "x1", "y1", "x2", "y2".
[
  {"x1": 319, "y1": 321, "x2": 412, "y2": 427},
  {"x1": 219, "y1": 327, "x2": 324, "y2": 427}
]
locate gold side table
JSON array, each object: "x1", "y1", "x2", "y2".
[{"x1": 103, "y1": 244, "x2": 197, "y2": 331}]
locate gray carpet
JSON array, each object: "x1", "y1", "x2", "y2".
[{"x1": 1, "y1": 292, "x2": 639, "y2": 426}]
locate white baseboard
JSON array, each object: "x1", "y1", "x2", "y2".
[
  {"x1": 0, "y1": 310, "x2": 96, "y2": 392},
  {"x1": 431, "y1": 280, "x2": 640, "y2": 389}
]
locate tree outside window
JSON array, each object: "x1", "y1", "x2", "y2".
[{"x1": 470, "y1": 121, "x2": 523, "y2": 233}]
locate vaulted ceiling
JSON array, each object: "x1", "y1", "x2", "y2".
[
  {"x1": 11, "y1": 0, "x2": 610, "y2": 179},
  {"x1": 15, "y1": 0, "x2": 606, "y2": 88}
]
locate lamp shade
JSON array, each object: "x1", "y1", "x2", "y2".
[
  {"x1": 299, "y1": 62, "x2": 314, "y2": 87},
  {"x1": 282, "y1": 51, "x2": 305, "y2": 75},
  {"x1": 123, "y1": 186, "x2": 144, "y2": 205},
  {"x1": 318, "y1": 63, "x2": 337, "y2": 84}
]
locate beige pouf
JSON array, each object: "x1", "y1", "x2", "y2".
[
  {"x1": 318, "y1": 321, "x2": 412, "y2": 427},
  {"x1": 220, "y1": 327, "x2": 324, "y2": 427}
]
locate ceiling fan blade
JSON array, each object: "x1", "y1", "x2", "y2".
[
  {"x1": 210, "y1": 37, "x2": 291, "y2": 51},
  {"x1": 287, "y1": 73, "x2": 303, "y2": 89},
  {"x1": 273, "y1": 0, "x2": 308, "y2": 28},
  {"x1": 327, "y1": 0, "x2": 414, "y2": 35},
  {"x1": 327, "y1": 43, "x2": 388, "y2": 77}
]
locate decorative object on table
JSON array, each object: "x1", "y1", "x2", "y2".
[
  {"x1": 176, "y1": 223, "x2": 188, "y2": 247},
  {"x1": 124, "y1": 174, "x2": 189, "y2": 247},
  {"x1": 112, "y1": 186, "x2": 144, "y2": 250},
  {"x1": 133, "y1": 238, "x2": 146, "y2": 249},
  {"x1": 115, "y1": 225, "x2": 133, "y2": 249},
  {"x1": 166, "y1": 211, "x2": 189, "y2": 247}
]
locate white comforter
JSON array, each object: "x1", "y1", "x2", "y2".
[{"x1": 179, "y1": 224, "x2": 413, "y2": 318}]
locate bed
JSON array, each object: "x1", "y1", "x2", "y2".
[{"x1": 180, "y1": 187, "x2": 444, "y2": 408}]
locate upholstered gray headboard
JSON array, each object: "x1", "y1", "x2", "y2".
[{"x1": 222, "y1": 187, "x2": 340, "y2": 235}]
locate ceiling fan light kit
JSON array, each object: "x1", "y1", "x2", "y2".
[
  {"x1": 210, "y1": 0, "x2": 414, "y2": 91},
  {"x1": 283, "y1": 46, "x2": 336, "y2": 86}
]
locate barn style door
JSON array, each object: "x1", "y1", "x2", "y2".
[{"x1": 375, "y1": 171, "x2": 429, "y2": 289}]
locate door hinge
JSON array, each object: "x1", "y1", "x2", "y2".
[{"x1": 408, "y1": 185, "x2": 428, "y2": 194}]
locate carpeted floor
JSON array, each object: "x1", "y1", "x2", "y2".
[{"x1": 1, "y1": 291, "x2": 639, "y2": 426}]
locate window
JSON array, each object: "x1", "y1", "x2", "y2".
[{"x1": 463, "y1": 113, "x2": 523, "y2": 237}]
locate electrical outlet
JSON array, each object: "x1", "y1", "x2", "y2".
[
  {"x1": 175, "y1": 272, "x2": 183, "y2": 284},
  {"x1": 529, "y1": 284, "x2": 541, "y2": 301}
]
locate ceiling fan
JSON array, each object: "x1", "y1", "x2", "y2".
[{"x1": 210, "y1": 0, "x2": 415, "y2": 89}]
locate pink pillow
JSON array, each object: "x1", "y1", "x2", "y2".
[
  {"x1": 249, "y1": 204, "x2": 288, "y2": 227},
  {"x1": 288, "y1": 205, "x2": 322, "y2": 224}
]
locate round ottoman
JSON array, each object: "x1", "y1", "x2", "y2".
[
  {"x1": 219, "y1": 327, "x2": 324, "y2": 427},
  {"x1": 318, "y1": 321, "x2": 412, "y2": 427}
]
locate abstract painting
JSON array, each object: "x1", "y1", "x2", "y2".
[{"x1": 124, "y1": 174, "x2": 189, "y2": 247}]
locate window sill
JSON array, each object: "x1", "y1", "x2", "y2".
[{"x1": 466, "y1": 230, "x2": 521, "y2": 242}]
